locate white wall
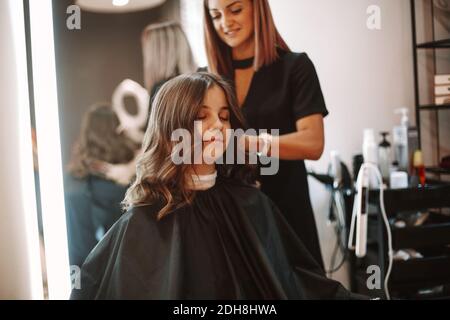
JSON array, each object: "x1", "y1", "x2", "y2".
[
  {"x1": 181, "y1": 0, "x2": 208, "y2": 66},
  {"x1": 269, "y1": 0, "x2": 415, "y2": 286}
]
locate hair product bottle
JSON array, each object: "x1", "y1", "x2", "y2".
[
  {"x1": 413, "y1": 150, "x2": 426, "y2": 187},
  {"x1": 378, "y1": 132, "x2": 391, "y2": 182},
  {"x1": 393, "y1": 108, "x2": 409, "y2": 172}
]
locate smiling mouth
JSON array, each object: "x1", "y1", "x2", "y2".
[
  {"x1": 203, "y1": 135, "x2": 224, "y2": 143},
  {"x1": 224, "y1": 29, "x2": 240, "y2": 37}
]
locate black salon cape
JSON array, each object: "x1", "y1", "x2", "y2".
[{"x1": 70, "y1": 177, "x2": 358, "y2": 300}]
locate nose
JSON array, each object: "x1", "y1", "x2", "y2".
[
  {"x1": 211, "y1": 115, "x2": 224, "y2": 131},
  {"x1": 221, "y1": 12, "x2": 234, "y2": 30}
]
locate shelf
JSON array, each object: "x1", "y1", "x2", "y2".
[
  {"x1": 367, "y1": 182, "x2": 450, "y2": 194},
  {"x1": 367, "y1": 184, "x2": 450, "y2": 217},
  {"x1": 426, "y1": 167, "x2": 450, "y2": 176},
  {"x1": 390, "y1": 255, "x2": 450, "y2": 284},
  {"x1": 416, "y1": 38, "x2": 450, "y2": 49},
  {"x1": 393, "y1": 223, "x2": 450, "y2": 249},
  {"x1": 419, "y1": 103, "x2": 450, "y2": 111}
]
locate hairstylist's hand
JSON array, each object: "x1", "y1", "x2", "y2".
[
  {"x1": 91, "y1": 160, "x2": 136, "y2": 186},
  {"x1": 237, "y1": 134, "x2": 271, "y2": 156}
]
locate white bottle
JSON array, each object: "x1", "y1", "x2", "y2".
[
  {"x1": 362, "y1": 129, "x2": 378, "y2": 188},
  {"x1": 393, "y1": 108, "x2": 409, "y2": 172},
  {"x1": 330, "y1": 150, "x2": 342, "y2": 188},
  {"x1": 378, "y1": 132, "x2": 391, "y2": 182}
]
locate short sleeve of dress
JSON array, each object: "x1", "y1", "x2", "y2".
[{"x1": 290, "y1": 53, "x2": 329, "y2": 120}]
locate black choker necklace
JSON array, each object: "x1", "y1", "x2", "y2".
[{"x1": 232, "y1": 57, "x2": 254, "y2": 69}]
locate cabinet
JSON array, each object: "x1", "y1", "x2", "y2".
[{"x1": 349, "y1": 184, "x2": 450, "y2": 299}]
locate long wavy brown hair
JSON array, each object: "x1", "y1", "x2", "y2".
[
  {"x1": 203, "y1": 0, "x2": 290, "y2": 80},
  {"x1": 68, "y1": 103, "x2": 138, "y2": 179},
  {"x1": 122, "y1": 72, "x2": 256, "y2": 219}
]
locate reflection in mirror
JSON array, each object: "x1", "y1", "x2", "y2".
[{"x1": 65, "y1": 102, "x2": 139, "y2": 268}]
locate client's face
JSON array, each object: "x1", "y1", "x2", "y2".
[{"x1": 195, "y1": 85, "x2": 231, "y2": 162}]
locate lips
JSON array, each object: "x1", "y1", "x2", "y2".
[
  {"x1": 203, "y1": 130, "x2": 224, "y2": 143},
  {"x1": 204, "y1": 136, "x2": 224, "y2": 143},
  {"x1": 224, "y1": 28, "x2": 240, "y2": 37}
]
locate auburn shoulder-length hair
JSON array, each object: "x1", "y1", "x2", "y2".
[
  {"x1": 122, "y1": 72, "x2": 256, "y2": 220},
  {"x1": 68, "y1": 103, "x2": 138, "y2": 179},
  {"x1": 203, "y1": 0, "x2": 290, "y2": 79}
]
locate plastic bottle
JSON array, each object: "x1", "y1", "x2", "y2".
[
  {"x1": 363, "y1": 129, "x2": 378, "y2": 164},
  {"x1": 363, "y1": 129, "x2": 378, "y2": 188},
  {"x1": 378, "y1": 132, "x2": 391, "y2": 182},
  {"x1": 413, "y1": 150, "x2": 426, "y2": 186},
  {"x1": 393, "y1": 108, "x2": 409, "y2": 172}
]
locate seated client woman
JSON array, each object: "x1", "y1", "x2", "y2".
[{"x1": 70, "y1": 72, "x2": 361, "y2": 300}]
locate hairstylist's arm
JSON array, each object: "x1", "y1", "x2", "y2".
[
  {"x1": 246, "y1": 114, "x2": 324, "y2": 161},
  {"x1": 92, "y1": 150, "x2": 140, "y2": 186},
  {"x1": 101, "y1": 159, "x2": 137, "y2": 186},
  {"x1": 276, "y1": 114, "x2": 325, "y2": 160}
]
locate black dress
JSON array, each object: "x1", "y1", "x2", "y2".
[
  {"x1": 70, "y1": 176, "x2": 359, "y2": 300},
  {"x1": 237, "y1": 50, "x2": 328, "y2": 268},
  {"x1": 64, "y1": 175, "x2": 127, "y2": 268}
]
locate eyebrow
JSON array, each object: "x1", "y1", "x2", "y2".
[
  {"x1": 209, "y1": 0, "x2": 242, "y2": 11},
  {"x1": 201, "y1": 105, "x2": 229, "y2": 110}
]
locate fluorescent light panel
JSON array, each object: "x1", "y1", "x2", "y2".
[
  {"x1": 8, "y1": 0, "x2": 44, "y2": 300},
  {"x1": 29, "y1": 0, "x2": 72, "y2": 300}
]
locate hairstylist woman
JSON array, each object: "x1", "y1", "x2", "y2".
[{"x1": 203, "y1": 0, "x2": 327, "y2": 268}]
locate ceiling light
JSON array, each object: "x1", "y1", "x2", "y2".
[
  {"x1": 113, "y1": 0, "x2": 129, "y2": 6},
  {"x1": 76, "y1": 0, "x2": 166, "y2": 13}
]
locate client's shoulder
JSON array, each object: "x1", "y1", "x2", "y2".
[
  {"x1": 121, "y1": 203, "x2": 164, "y2": 225},
  {"x1": 102, "y1": 202, "x2": 176, "y2": 243},
  {"x1": 219, "y1": 176, "x2": 273, "y2": 205}
]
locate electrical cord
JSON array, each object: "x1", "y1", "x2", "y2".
[
  {"x1": 347, "y1": 163, "x2": 394, "y2": 300},
  {"x1": 326, "y1": 189, "x2": 348, "y2": 276},
  {"x1": 308, "y1": 170, "x2": 350, "y2": 276},
  {"x1": 327, "y1": 222, "x2": 348, "y2": 275},
  {"x1": 308, "y1": 165, "x2": 355, "y2": 277}
]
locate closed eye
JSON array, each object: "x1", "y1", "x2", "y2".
[
  {"x1": 231, "y1": 8, "x2": 242, "y2": 15},
  {"x1": 219, "y1": 110, "x2": 230, "y2": 121},
  {"x1": 209, "y1": 10, "x2": 221, "y2": 20},
  {"x1": 196, "y1": 111, "x2": 207, "y2": 120}
]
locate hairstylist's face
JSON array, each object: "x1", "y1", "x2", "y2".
[
  {"x1": 195, "y1": 85, "x2": 231, "y2": 162},
  {"x1": 208, "y1": 0, "x2": 254, "y2": 49}
]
